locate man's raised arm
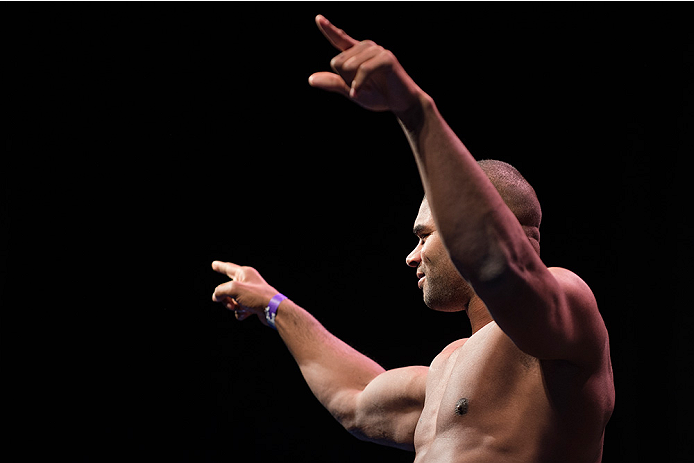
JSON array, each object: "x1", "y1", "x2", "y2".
[
  {"x1": 309, "y1": 15, "x2": 608, "y2": 366},
  {"x1": 211, "y1": 261, "x2": 426, "y2": 450}
]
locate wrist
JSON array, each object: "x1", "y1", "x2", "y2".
[
  {"x1": 264, "y1": 293, "x2": 288, "y2": 330},
  {"x1": 395, "y1": 90, "x2": 434, "y2": 133}
]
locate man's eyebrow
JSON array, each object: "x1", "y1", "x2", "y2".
[{"x1": 413, "y1": 224, "x2": 431, "y2": 236}]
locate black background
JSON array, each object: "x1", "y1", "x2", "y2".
[{"x1": 4, "y1": 3, "x2": 691, "y2": 462}]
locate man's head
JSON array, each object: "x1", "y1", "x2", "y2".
[
  {"x1": 406, "y1": 159, "x2": 542, "y2": 312},
  {"x1": 477, "y1": 160, "x2": 542, "y2": 256}
]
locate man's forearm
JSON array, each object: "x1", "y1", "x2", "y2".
[
  {"x1": 211, "y1": 261, "x2": 385, "y2": 427},
  {"x1": 398, "y1": 94, "x2": 530, "y2": 283},
  {"x1": 274, "y1": 299, "x2": 385, "y2": 423}
]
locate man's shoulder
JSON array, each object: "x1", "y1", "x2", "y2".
[
  {"x1": 547, "y1": 267, "x2": 603, "y2": 327},
  {"x1": 546, "y1": 267, "x2": 611, "y2": 373},
  {"x1": 429, "y1": 338, "x2": 468, "y2": 370},
  {"x1": 547, "y1": 267, "x2": 604, "y2": 330},
  {"x1": 547, "y1": 267, "x2": 595, "y2": 300},
  {"x1": 441, "y1": 338, "x2": 468, "y2": 356},
  {"x1": 548, "y1": 266, "x2": 589, "y2": 286}
]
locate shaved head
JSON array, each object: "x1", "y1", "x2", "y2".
[
  {"x1": 422, "y1": 160, "x2": 542, "y2": 256},
  {"x1": 477, "y1": 160, "x2": 542, "y2": 256}
]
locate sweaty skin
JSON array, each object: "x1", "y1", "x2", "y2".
[{"x1": 212, "y1": 15, "x2": 614, "y2": 463}]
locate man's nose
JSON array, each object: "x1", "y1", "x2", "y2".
[{"x1": 406, "y1": 244, "x2": 421, "y2": 268}]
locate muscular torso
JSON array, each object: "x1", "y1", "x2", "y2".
[{"x1": 412, "y1": 321, "x2": 613, "y2": 463}]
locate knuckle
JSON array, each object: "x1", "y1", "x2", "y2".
[
  {"x1": 245, "y1": 266, "x2": 260, "y2": 278},
  {"x1": 342, "y1": 58, "x2": 358, "y2": 72},
  {"x1": 219, "y1": 281, "x2": 237, "y2": 295},
  {"x1": 356, "y1": 61, "x2": 373, "y2": 75},
  {"x1": 239, "y1": 265, "x2": 254, "y2": 275},
  {"x1": 380, "y1": 49, "x2": 395, "y2": 61},
  {"x1": 330, "y1": 55, "x2": 343, "y2": 70}
]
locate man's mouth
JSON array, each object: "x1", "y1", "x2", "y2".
[{"x1": 417, "y1": 272, "x2": 426, "y2": 289}]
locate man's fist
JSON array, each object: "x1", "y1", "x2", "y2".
[{"x1": 211, "y1": 261, "x2": 280, "y2": 324}]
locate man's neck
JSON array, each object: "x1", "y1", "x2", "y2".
[{"x1": 467, "y1": 296, "x2": 494, "y2": 335}]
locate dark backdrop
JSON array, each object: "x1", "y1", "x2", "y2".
[{"x1": 5, "y1": 3, "x2": 691, "y2": 462}]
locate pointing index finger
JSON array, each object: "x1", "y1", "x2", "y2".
[
  {"x1": 315, "y1": 14, "x2": 358, "y2": 51},
  {"x1": 212, "y1": 261, "x2": 241, "y2": 279}
]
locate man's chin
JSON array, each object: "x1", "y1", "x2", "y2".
[{"x1": 423, "y1": 292, "x2": 467, "y2": 313}]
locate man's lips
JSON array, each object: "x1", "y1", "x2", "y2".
[{"x1": 417, "y1": 272, "x2": 426, "y2": 289}]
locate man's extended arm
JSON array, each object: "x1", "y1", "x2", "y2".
[
  {"x1": 211, "y1": 261, "x2": 426, "y2": 450},
  {"x1": 398, "y1": 93, "x2": 607, "y2": 365},
  {"x1": 309, "y1": 15, "x2": 608, "y2": 365}
]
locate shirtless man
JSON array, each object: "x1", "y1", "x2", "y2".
[{"x1": 211, "y1": 15, "x2": 614, "y2": 462}]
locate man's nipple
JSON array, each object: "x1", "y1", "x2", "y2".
[{"x1": 455, "y1": 397, "x2": 469, "y2": 416}]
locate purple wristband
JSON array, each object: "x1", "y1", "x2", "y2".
[{"x1": 264, "y1": 293, "x2": 287, "y2": 330}]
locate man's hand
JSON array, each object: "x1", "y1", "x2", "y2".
[
  {"x1": 308, "y1": 15, "x2": 424, "y2": 116},
  {"x1": 211, "y1": 261, "x2": 279, "y2": 324}
]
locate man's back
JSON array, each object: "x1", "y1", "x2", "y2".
[{"x1": 414, "y1": 318, "x2": 614, "y2": 462}]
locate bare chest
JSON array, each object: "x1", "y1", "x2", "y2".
[{"x1": 413, "y1": 323, "x2": 545, "y2": 453}]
